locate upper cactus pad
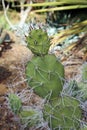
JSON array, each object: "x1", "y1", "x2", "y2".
[{"x1": 26, "y1": 29, "x2": 50, "y2": 56}]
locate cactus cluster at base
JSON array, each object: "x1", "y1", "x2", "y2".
[
  {"x1": 43, "y1": 96, "x2": 81, "y2": 130},
  {"x1": 26, "y1": 54, "x2": 64, "y2": 100},
  {"x1": 19, "y1": 109, "x2": 42, "y2": 127},
  {"x1": 8, "y1": 93, "x2": 22, "y2": 114}
]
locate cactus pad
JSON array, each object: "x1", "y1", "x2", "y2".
[
  {"x1": 26, "y1": 29, "x2": 50, "y2": 56},
  {"x1": 43, "y1": 96, "x2": 81, "y2": 130},
  {"x1": 8, "y1": 93, "x2": 22, "y2": 114},
  {"x1": 26, "y1": 54, "x2": 64, "y2": 99},
  {"x1": 19, "y1": 109, "x2": 41, "y2": 127}
]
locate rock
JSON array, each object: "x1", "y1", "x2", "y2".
[
  {"x1": 0, "y1": 43, "x2": 33, "y2": 66},
  {"x1": 0, "y1": 66, "x2": 12, "y2": 83},
  {"x1": 0, "y1": 42, "x2": 33, "y2": 93},
  {"x1": 0, "y1": 84, "x2": 8, "y2": 96}
]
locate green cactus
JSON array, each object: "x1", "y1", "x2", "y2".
[
  {"x1": 26, "y1": 54, "x2": 64, "y2": 100},
  {"x1": 25, "y1": 28, "x2": 82, "y2": 129},
  {"x1": 8, "y1": 93, "x2": 22, "y2": 114},
  {"x1": 19, "y1": 109, "x2": 41, "y2": 127},
  {"x1": 43, "y1": 96, "x2": 81, "y2": 130},
  {"x1": 26, "y1": 29, "x2": 50, "y2": 56}
]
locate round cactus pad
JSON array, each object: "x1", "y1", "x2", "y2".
[
  {"x1": 26, "y1": 54, "x2": 64, "y2": 99},
  {"x1": 26, "y1": 29, "x2": 50, "y2": 56}
]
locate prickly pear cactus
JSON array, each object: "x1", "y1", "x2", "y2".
[
  {"x1": 8, "y1": 93, "x2": 22, "y2": 114},
  {"x1": 26, "y1": 29, "x2": 50, "y2": 56},
  {"x1": 43, "y1": 96, "x2": 81, "y2": 130},
  {"x1": 19, "y1": 109, "x2": 41, "y2": 127},
  {"x1": 26, "y1": 54, "x2": 64, "y2": 100}
]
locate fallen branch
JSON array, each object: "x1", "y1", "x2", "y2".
[{"x1": 2, "y1": 0, "x2": 16, "y2": 30}]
